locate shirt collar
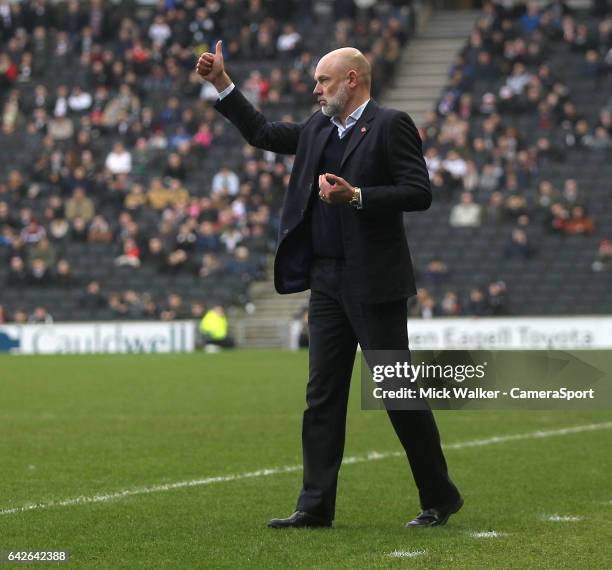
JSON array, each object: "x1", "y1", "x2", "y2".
[{"x1": 330, "y1": 98, "x2": 370, "y2": 133}]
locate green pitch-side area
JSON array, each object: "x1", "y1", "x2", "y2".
[{"x1": 1, "y1": 352, "x2": 611, "y2": 569}]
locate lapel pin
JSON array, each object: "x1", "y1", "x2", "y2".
[{"x1": 361, "y1": 127, "x2": 367, "y2": 133}]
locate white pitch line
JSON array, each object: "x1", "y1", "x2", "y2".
[
  {"x1": 388, "y1": 550, "x2": 426, "y2": 558},
  {"x1": 545, "y1": 515, "x2": 584, "y2": 522},
  {"x1": 471, "y1": 531, "x2": 505, "y2": 538},
  {"x1": 1, "y1": 421, "x2": 611, "y2": 516}
]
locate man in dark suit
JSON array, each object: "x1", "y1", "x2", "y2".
[{"x1": 197, "y1": 42, "x2": 463, "y2": 528}]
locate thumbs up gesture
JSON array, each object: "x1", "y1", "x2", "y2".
[{"x1": 196, "y1": 40, "x2": 231, "y2": 91}]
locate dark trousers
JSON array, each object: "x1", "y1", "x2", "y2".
[{"x1": 296, "y1": 258, "x2": 460, "y2": 520}]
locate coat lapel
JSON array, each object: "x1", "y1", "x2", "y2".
[
  {"x1": 340, "y1": 99, "x2": 378, "y2": 170},
  {"x1": 311, "y1": 121, "x2": 335, "y2": 176}
]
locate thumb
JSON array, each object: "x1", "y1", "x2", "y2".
[
  {"x1": 215, "y1": 40, "x2": 223, "y2": 56},
  {"x1": 325, "y1": 173, "x2": 343, "y2": 185}
]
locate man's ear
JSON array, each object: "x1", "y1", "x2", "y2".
[{"x1": 347, "y1": 69, "x2": 358, "y2": 87}]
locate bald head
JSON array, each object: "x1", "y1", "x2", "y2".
[
  {"x1": 313, "y1": 47, "x2": 372, "y2": 121},
  {"x1": 317, "y1": 47, "x2": 372, "y2": 88}
]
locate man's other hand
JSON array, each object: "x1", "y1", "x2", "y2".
[
  {"x1": 196, "y1": 40, "x2": 231, "y2": 91},
  {"x1": 318, "y1": 173, "x2": 354, "y2": 204}
]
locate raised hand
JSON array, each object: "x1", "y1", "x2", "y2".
[{"x1": 196, "y1": 40, "x2": 231, "y2": 91}]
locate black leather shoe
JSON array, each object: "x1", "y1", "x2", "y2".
[
  {"x1": 267, "y1": 511, "x2": 332, "y2": 529},
  {"x1": 406, "y1": 496, "x2": 464, "y2": 528}
]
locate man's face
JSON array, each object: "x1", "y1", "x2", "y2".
[{"x1": 313, "y1": 59, "x2": 350, "y2": 118}]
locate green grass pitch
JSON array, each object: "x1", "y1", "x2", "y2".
[{"x1": 1, "y1": 351, "x2": 611, "y2": 569}]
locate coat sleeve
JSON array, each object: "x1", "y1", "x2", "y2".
[
  {"x1": 214, "y1": 88, "x2": 311, "y2": 155},
  {"x1": 360, "y1": 111, "x2": 432, "y2": 212}
]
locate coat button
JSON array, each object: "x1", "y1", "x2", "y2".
[{"x1": 283, "y1": 228, "x2": 289, "y2": 235}]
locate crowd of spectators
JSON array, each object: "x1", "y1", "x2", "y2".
[
  {"x1": 1, "y1": 0, "x2": 609, "y2": 326},
  {"x1": 0, "y1": 0, "x2": 414, "y2": 324},
  {"x1": 418, "y1": 0, "x2": 611, "y2": 312}
]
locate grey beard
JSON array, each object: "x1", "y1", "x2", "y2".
[
  {"x1": 321, "y1": 103, "x2": 339, "y2": 117},
  {"x1": 320, "y1": 85, "x2": 349, "y2": 118}
]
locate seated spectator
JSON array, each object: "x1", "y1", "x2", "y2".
[
  {"x1": 199, "y1": 305, "x2": 235, "y2": 348},
  {"x1": 465, "y1": 288, "x2": 488, "y2": 316},
  {"x1": 424, "y1": 259, "x2": 450, "y2": 284},
  {"x1": 220, "y1": 225, "x2": 244, "y2": 253},
  {"x1": 115, "y1": 238, "x2": 141, "y2": 268},
  {"x1": 195, "y1": 253, "x2": 222, "y2": 278},
  {"x1": 429, "y1": 171, "x2": 450, "y2": 201},
  {"x1": 487, "y1": 281, "x2": 507, "y2": 315},
  {"x1": 68, "y1": 86, "x2": 92, "y2": 114},
  {"x1": 13, "y1": 309, "x2": 28, "y2": 324},
  {"x1": 28, "y1": 306, "x2": 53, "y2": 324},
  {"x1": 226, "y1": 245, "x2": 256, "y2": 281},
  {"x1": 71, "y1": 217, "x2": 89, "y2": 242},
  {"x1": 147, "y1": 177, "x2": 174, "y2": 210},
  {"x1": 143, "y1": 237, "x2": 165, "y2": 268},
  {"x1": 440, "y1": 291, "x2": 461, "y2": 316},
  {"x1": 462, "y1": 160, "x2": 479, "y2": 192},
  {"x1": 160, "y1": 294, "x2": 190, "y2": 321},
  {"x1": 0, "y1": 226, "x2": 18, "y2": 253},
  {"x1": 449, "y1": 192, "x2": 481, "y2": 227},
  {"x1": 212, "y1": 165, "x2": 240, "y2": 196},
  {"x1": 592, "y1": 239, "x2": 612, "y2": 272},
  {"x1": 485, "y1": 191, "x2": 504, "y2": 224},
  {"x1": 564, "y1": 206, "x2": 594, "y2": 235},
  {"x1": 0, "y1": 201, "x2": 17, "y2": 229},
  {"x1": 6, "y1": 256, "x2": 28, "y2": 287},
  {"x1": 142, "y1": 296, "x2": 160, "y2": 320},
  {"x1": 167, "y1": 178, "x2": 189, "y2": 207},
  {"x1": 124, "y1": 183, "x2": 148, "y2": 211},
  {"x1": 277, "y1": 24, "x2": 302, "y2": 57},
  {"x1": 195, "y1": 221, "x2": 221, "y2": 253},
  {"x1": 503, "y1": 195, "x2": 529, "y2": 222},
  {"x1": 191, "y1": 302, "x2": 206, "y2": 320},
  {"x1": 583, "y1": 126, "x2": 611, "y2": 150},
  {"x1": 28, "y1": 237, "x2": 56, "y2": 267},
  {"x1": 163, "y1": 152, "x2": 186, "y2": 181},
  {"x1": 149, "y1": 15, "x2": 171, "y2": 47},
  {"x1": 54, "y1": 259, "x2": 75, "y2": 287},
  {"x1": 505, "y1": 228, "x2": 535, "y2": 259},
  {"x1": 562, "y1": 179, "x2": 580, "y2": 206},
  {"x1": 108, "y1": 294, "x2": 129, "y2": 318},
  {"x1": 192, "y1": 122, "x2": 213, "y2": 150},
  {"x1": 47, "y1": 116, "x2": 74, "y2": 141},
  {"x1": 27, "y1": 258, "x2": 52, "y2": 286},
  {"x1": 159, "y1": 248, "x2": 189, "y2": 274},
  {"x1": 19, "y1": 219, "x2": 46, "y2": 244},
  {"x1": 536, "y1": 180, "x2": 559, "y2": 211},
  {"x1": 409, "y1": 288, "x2": 438, "y2": 319},
  {"x1": 105, "y1": 142, "x2": 132, "y2": 174},
  {"x1": 88, "y1": 214, "x2": 113, "y2": 243},
  {"x1": 441, "y1": 150, "x2": 468, "y2": 190},
  {"x1": 243, "y1": 224, "x2": 271, "y2": 253},
  {"x1": 65, "y1": 187, "x2": 95, "y2": 223},
  {"x1": 175, "y1": 221, "x2": 197, "y2": 251},
  {"x1": 545, "y1": 203, "x2": 569, "y2": 234},
  {"x1": 49, "y1": 217, "x2": 70, "y2": 241},
  {"x1": 122, "y1": 290, "x2": 147, "y2": 320},
  {"x1": 79, "y1": 281, "x2": 107, "y2": 311}
]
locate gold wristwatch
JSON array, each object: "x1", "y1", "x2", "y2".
[{"x1": 350, "y1": 187, "x2": 361, "y2": 209}]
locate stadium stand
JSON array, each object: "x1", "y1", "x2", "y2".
[
  {"x1": 0, "y1": 0, "x2": 415, "y2": 324},
  {"x1": 0, "y1": 0, "x2": 610, "y2": 328},
  {"x1": 408, "y1": 0, "x2": 612, "y2": 317}
]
